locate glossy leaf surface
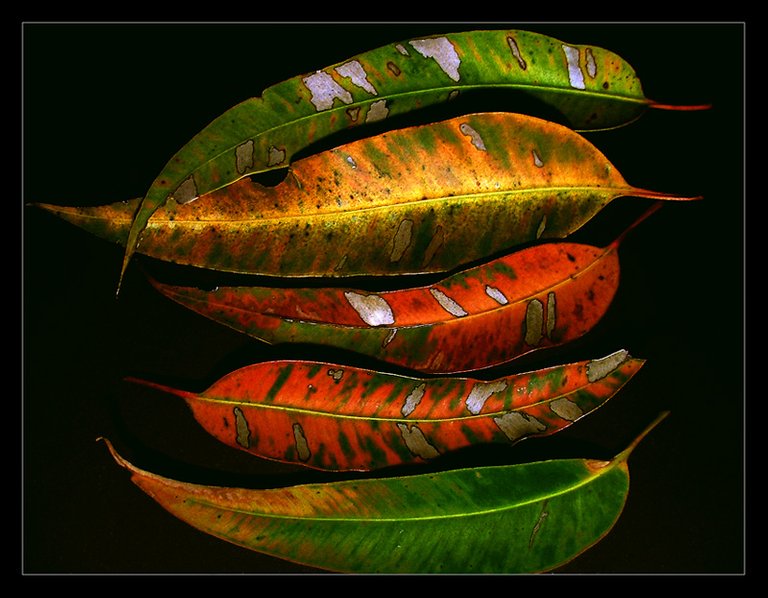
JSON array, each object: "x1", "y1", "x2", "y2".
[
  {"x1": 117, "y1": 27, "x2": 705, "y2": 288},
  {"x1": 39, "y1": 112, "x2": 695, "y2": 279},
  {"x1": 127, "y1": 350, "x2": 643, "y2": 471},
  {"x1": 102, "y1": 413, "x2": 666, "y2": 573}
]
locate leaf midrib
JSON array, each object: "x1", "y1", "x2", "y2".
[
  {"x1": 149, "y1": 185, "x2": 627, "y2": 224},
  {"x1": 190, "y1": 360, "x2": 629, "y2": 422},
  {"x1": 188, "y1": 459, "x2": 618, "y2": 523}
]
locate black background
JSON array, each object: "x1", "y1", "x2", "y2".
[{"x1": 22, "y1": 22, "x2": 745, "y2": 575}]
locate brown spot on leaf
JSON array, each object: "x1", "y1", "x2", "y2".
[
  {"x1": 524, "y1": 299, "x2": 544, "y2": 346},
  {"x1": 390, "y1": 219, "x2": 413, "y2": 262},
  {"x1": 173, "y1": 176, "x2": 198, "y2": 205},
  {"x1": 293, "y1": 423, "x2": 311, "y2": 462},
  {"x1": 236, "y1": 140, "x2": 255, "y2": 174},
  {"x1": 507, "y1": 35, "x2": 527, "y2": 70},
  {"x1": 234, "y1": 407, "x2": 251, "y2": 448},
  {"x1": 267, "y1": 146, "x2": 286, "y2": 167},
  {"x1": 422, "y1": 225, "x2": 444, "y2": 267},
  {"x1": 346, "y1": 106, "x2": 361, "y2": 122}
]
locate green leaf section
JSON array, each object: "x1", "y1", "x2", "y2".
[
  {"x1": 102, "y1": 413, "x2": 667, "y2": 573},
  {"x1": 118, "y1": 28, "x2": 659, "y2": 288}
]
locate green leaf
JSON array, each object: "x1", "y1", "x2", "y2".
[
  {"x1": 101, "y1": 412, "x2": 668, "y2": 573},
  {"x1": 116, "y1": 28, "x2": 708, "y2": 290},
  {"x1": 37, "y1": 112, "x2": 697, "y2": 279}
]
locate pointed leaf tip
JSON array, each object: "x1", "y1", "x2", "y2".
[
  {"x1": 616, "y1": 411, "x2": 670, "y2": 464},
  {"x1": 649, "y1": 101, "x2": 712, "y2": 111}
]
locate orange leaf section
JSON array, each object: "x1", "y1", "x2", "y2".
[{"x1": 39, "y1": 112, "x2": 697, "y2": 279}]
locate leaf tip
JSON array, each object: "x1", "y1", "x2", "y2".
[
  {"x1": 616, "y1": 410, "x2": 670, "y2": 464},
  {"x1": 649, "y1": 101, "x2": 713, "y2": 112},
  {"x1": 97, "y1": 436, "x2": 132, "y2": 472}
]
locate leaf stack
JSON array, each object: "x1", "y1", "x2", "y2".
[{"x1": 33, "y1": 27, "x2": 708, "y2": 573}]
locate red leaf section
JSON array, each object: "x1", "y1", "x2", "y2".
[
  {"x1": 152, "y1": 234, "x2": 617, "y2": 374},
  {"x1": 128, "y1": 350, "x2": 643, "y2": 471}
]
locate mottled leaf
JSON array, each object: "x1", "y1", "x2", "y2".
[
  {"x1": 38, "y1": 112, "x2": 697, "y2": 279},
  {"x1": 151, "y1": 205, "x2": 665, "y2": 373},
  {"x1": 117, "y1": 27, "x2": 707, "y2": 290},
  {"x1": 126, "y1": 350, "x2": 643, "y2": 471},
  {"x1": 101, "y1": 412, "x2": 667, "y2": 573}
]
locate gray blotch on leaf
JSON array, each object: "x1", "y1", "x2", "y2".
[
  {"x1": 536, "y1": 215, "x2": 547, "y2": 239},
  {"x1": 335, "y1": 60, "x2": 378, "y2": 95},
  {"x1": 236, "y1": 140, "x2": 255, "y2": 174},
  {"x1": 234, "y1": 407, "x2": 251, "y2": 448},
  {"x1": 493, "y1": 412, "x2": 546, "y2": 442},
  {"x1": 430, "y1": 288, "x2": 468, "y2": 318},
  {"x1": 293, "y1": 423, "x2": 311, "y2": 462},
  {"x1": 422, "y1": 226, "x2": 444, "y2": 267},
  {"x1": 459, "y1": 123, "x2": 487, "y2": 151},
  {"x1": 397, "y1": 423, "x2": 440, "y2": 459},
  {"x1": 173, "y1": 176, "x2": 198, "y2": 205},
  {"x1": 587, "y1": 349, "x2": 629, "y2": 382},
  {"x1": 382, "y1": 328, "x2": 398, "y2": 348},
  {"x1": 390, "y1": 219, "x2": 413, "y2": 262},
  {"x1": 550, "y1": 398, "x2": 583, "y2": 421},
  {"x1": 267, "y1": 146, "x2": 286, "y2": 167},
  {"x1": 366, "y1": 99, "x2": 389, "y2": 123},
  {"x1": 524, "y1": 299, "x2": 544, "y2": 346},
  {"x1": 345, "y1": 291, "x2": 396, "y2": 326},
  {"x1": 546, "y1": 292, "x2": 557, "y2": 338},
  {"x1": 303, "y1": 71, "x2": 353, "y2": 111},
  {"x1": 507, "y1": 36, "x2": 527, "y2": 70},
  {"x1": 562, "y1": 44, "x2": 586, "y2": 90},
  {"x1": 409, "y1": 37, "x2": 461, "y2": 81},
  {"x1": 401, "y1": 383, "x2": 426, "y2": 417},
  {"x1": 485, "y1": 285, "x2": 509, "y2": 305},
  {"x1": 585, "y1": 47, "x2": 597, "y2": 78},
  {"x1": 466, "y1": 380, "x2": 508, "y2": 415}
]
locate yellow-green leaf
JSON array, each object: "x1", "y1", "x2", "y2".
[{"x1": 38, "y1": 112, "x2": 697, "y2": 278}]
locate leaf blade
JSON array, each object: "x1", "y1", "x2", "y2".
[
  {"x1": 102, "y1": 413, "x2": 666, "y2": 573},
  {"x1": 38, "y1": 112, "x2": 697, "y2": 279},
  {"x1": 152, "y1": 239, "x2": 620, "y2": 373},
  {"x1": 127, "y1": 350, "x2": 643, "y2": 471}
]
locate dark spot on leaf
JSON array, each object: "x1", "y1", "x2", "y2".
[
  {"x1": 387, "y1": 61, "x2": 401, "y2": 76},
  {"x1": 566, "y1": 252, "x2": 576, "y2": 262},
  {"x1": 603, "y1": 81, "x2": 609, "y2": 89},
  {"x1": 574, "y1": 303, "x2": 584, "y2": 319}
]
